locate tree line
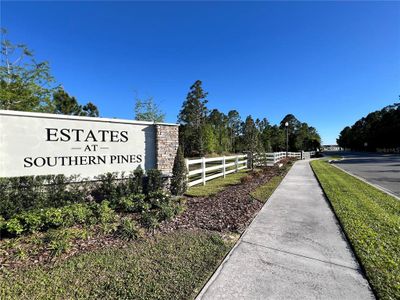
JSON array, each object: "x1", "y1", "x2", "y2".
[
  {"x1": 178, "y1": 80, "x2": 321, "y2": 157},
  {"x1": 337, "y1": 102, "x2": 400, "y2": 152}
]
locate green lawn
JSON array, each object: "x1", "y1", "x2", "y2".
[
  {"x1": 0, "y1": 231, "x2": 232, "y2": 300},
  {"x1": 311, "y1": 160, "x2": 400, "y2": 300},
  {"x1": 250, "y1": 176, "x2": 284, "y2": 203},
  {"x1": 185, "y1": 170, "x2": 249, "y2": 197}
]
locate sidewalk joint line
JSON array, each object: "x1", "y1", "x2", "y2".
[{"x1": 241, "y1": 239, "x2": 361, "y2": 272}]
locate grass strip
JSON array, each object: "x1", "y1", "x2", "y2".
[
  {"x1": 310, "y1": 159, "x2": 400, "y2": 300},
  {"x1": 185, "y1": 170, "x2": 248, "y2": 197},
  {"x1": 250, "y1": 176, "x2": 284, "y2": 203},
  {"x1": 0, "y1": 231, "x2": 232, "y2": 300}
]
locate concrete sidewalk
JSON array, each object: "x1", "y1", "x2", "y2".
[{"x1": 197, "y1": 160, "x2": 374, "y2": 300}]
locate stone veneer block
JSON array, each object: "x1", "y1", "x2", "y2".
[{"x1": 155, "y1": 125, "x2": 179, "y2": 176}]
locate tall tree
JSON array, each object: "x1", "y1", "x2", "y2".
[
  {"x1": 242, "y1": 115, "x2": 259, "y2": 153},
  {"x1": 0, "y1": 29, "x2": 57, "y2": 112},
  {"x1": 53, "y1": 89, "x2": 99, "y2": 117},
  {"x1": 134, "y1": 97, "x2": 165, "y2": 122},
  {"x1": 178, "y1": 80, "x2": 209, "y2": 156},
  {"x1": 227, "y1": 110, "x2": 241, "y2": 152}
]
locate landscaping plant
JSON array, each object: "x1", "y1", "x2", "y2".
[{"x1": 170, "y1": 145, "x2": 188, "y2": 196}]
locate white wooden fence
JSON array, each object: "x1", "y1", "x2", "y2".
[
  {"x1": 185, "y1": 154, "x2": 247, "y2": 187},
  {"x1": 186, "y1": 151, "x2": 317, "y2": 187}
]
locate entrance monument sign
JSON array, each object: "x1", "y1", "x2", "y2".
[{"x1": 0, "y1": 110, "x2": 179, "y2": 178}]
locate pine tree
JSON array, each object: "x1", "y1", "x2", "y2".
[
  {"x1": 177, "y1": 80, "x2": 209, "y2": 156},
  {"x1": 170, "y1": 146, "x2": 187, "y2": 196}
]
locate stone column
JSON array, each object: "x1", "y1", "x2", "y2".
[{"x1": 155, "y1": 124, "x2": 179, "y2": 176}]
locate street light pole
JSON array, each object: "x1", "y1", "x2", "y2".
[{"x1": 285, "y1": 122, "x2": 289, "y2": 157}]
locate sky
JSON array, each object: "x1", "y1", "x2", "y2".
[{"x1": 1, "y1": 1, "x2": 399, "y2": 145}]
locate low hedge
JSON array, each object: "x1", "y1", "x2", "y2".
[
  {"x1": 0, "y1": 191, "x2": 181, "y2": 238},
  {"x1": 0, "y1": 168, "x2": 165, "y2": 219},
  {"x1": 1, "y1": 201, "x2": 115, "y2": 236}
]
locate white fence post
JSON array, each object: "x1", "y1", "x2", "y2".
[
  {"x1": 185, "y1": 158, "x2": 189, "y2": 183},
  {"x1": 223, "y1": 156, "x2": 226, "y2": 178},
  {"x1": 201, "y1": 157, "x2": 206, "y2": 185},
  {"x1": 235, "y1": 155, "x2": 239, "y2": 172}
]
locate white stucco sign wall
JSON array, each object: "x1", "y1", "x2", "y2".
[{"x1": 0, "y1": 110, "x2": 166, "y2": 178}]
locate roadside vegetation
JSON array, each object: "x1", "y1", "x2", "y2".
[{"x1": 311, "y1": 159, "x2": 400, "y2": 299}]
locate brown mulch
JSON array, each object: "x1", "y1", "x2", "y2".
[{"x1": 161, "y1": 162, "x2": 289, "y2": 233}]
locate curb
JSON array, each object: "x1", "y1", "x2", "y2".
[{"x1": 330, "y1": 161, "x2": 400, "y2": 201}]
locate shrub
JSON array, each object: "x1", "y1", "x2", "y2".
[
  {"x1": 117, "y1": 196, "x2": 136, "y2": 213},
  {"x1": 146, "y1": 191, "x2": 171, "y2": 209},
  {"x1": 140, "y1": 211, "x2": 160, "y2": 229},
  {"x1": 44, "y1": 229, "x2": 72, "y2": 257},
  {"x1": 43, "y1": 208, "x2": 64, "y2": 228},
  {"x1": 91, "y1": 173, "x2": 119, "y2": 203},
  {"x1": 117, "y1": 218, "x2": 143, "y2": 240},
  {"x1": 170, "y1": 145, "x2": 187, "y2": 196},
  {"x1": 158, "y1": 203, "x2": 176, "y2": 221},
  {"x1": 99, "y1": 221, "x2": 119, "y2": 234},
  {"x1": 19, "y1": 211, "x2": 44, "y2": 232},
  {"x1": 94, "y1": 201, "x2": 117, "y2": 224},
  {"x1": 0, "y1": 175, "x2": 88, "y2": 219},
  {"x1": 6, "y1": 218, "x2": 25, "y2": 235},
  {"x1": 133, "y1": 194, "x2": 151, "y2": 214},
  {"x1": 62, "y1": 203, "x2": 93, "y2": 227},
  {"x1": 131, "y1": 166, "x2": 144, "y2": 194},
  {"x1": 144, "y1": 169, "x2": 164, "y2": 194},
  {"x1": 0, "y1": 176, "x2": 46, "y2": 218}
]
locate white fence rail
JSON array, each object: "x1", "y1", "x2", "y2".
[
  {"x1": 185, "y1": 154, "x2": 247, "y2": 187},
  {"x1": 186, "y1": 151, "x2": 317, "y2": 187}
]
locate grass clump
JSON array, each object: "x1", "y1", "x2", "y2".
[
  {"x1": 0, "y1": 231, "x2": 232, "y2": 300},
  {"x1": 186, "y1": 170, "x2": 248, "y2": 197},
  {"x1": 311, "y1": 159, "x2": 400, "y2": 299}
]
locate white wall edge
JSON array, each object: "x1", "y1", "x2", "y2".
[{"x1": 0, "y1": 109, "x2": 179, "y2": 127}]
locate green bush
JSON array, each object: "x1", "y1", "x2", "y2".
[
  {"x1": 144, "y1": 169, "x2": 164, "y2": 194},
  {"x1": 130, "y1": 166, "x2": 144, "y2": 194},
  {"x1": 94, "y1": 201, "x2": 117, "y2": 225},
  {"x1": 170, "y1": 145, "x2": 187, "y2": 196},
  {"x1": 0, "y1": 175, "x2": 87, "y2": 219},
  {"x1": 158, "y1": 203, "x2": 176, "y2": 221},
  {"x1": 43, "y1": 208, "x2": 64, "y2": 228},
  {"x1": 19, "y1": 211, "x2": 44, "y2": 232},
  {"x1": 140, "y1": 211, "x2": 160, "y2": 229},
  {"x1": 1, "y1": 201, "x2": 116, "y2": 237},
  {"x1": 6, "y1": 218, "x2": 25, "y2": 235},
  {"x1": 117, "y1": 196, "x2": 136, "y2": 212},
  {"x1": 44, "y1": 229, "x2": 72, "y2": 257},
  {"x1": 91, "y1": 173, "x2": 119, "y2": 203},
  {"x1": 117, "y1": 218, "x2": 143, "y2": 240}
]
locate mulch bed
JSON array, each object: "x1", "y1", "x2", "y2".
[{"x1": 161, "y1": 162, "x2": 288, "y2": 233}]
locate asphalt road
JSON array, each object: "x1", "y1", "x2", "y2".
[{"x1": 327, "y1": 151, "x2": 400, "y2": 198}]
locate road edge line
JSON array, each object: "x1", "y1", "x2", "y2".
[{"x1": 330, "y1": 162, "x2": 400, "y2": 201}]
